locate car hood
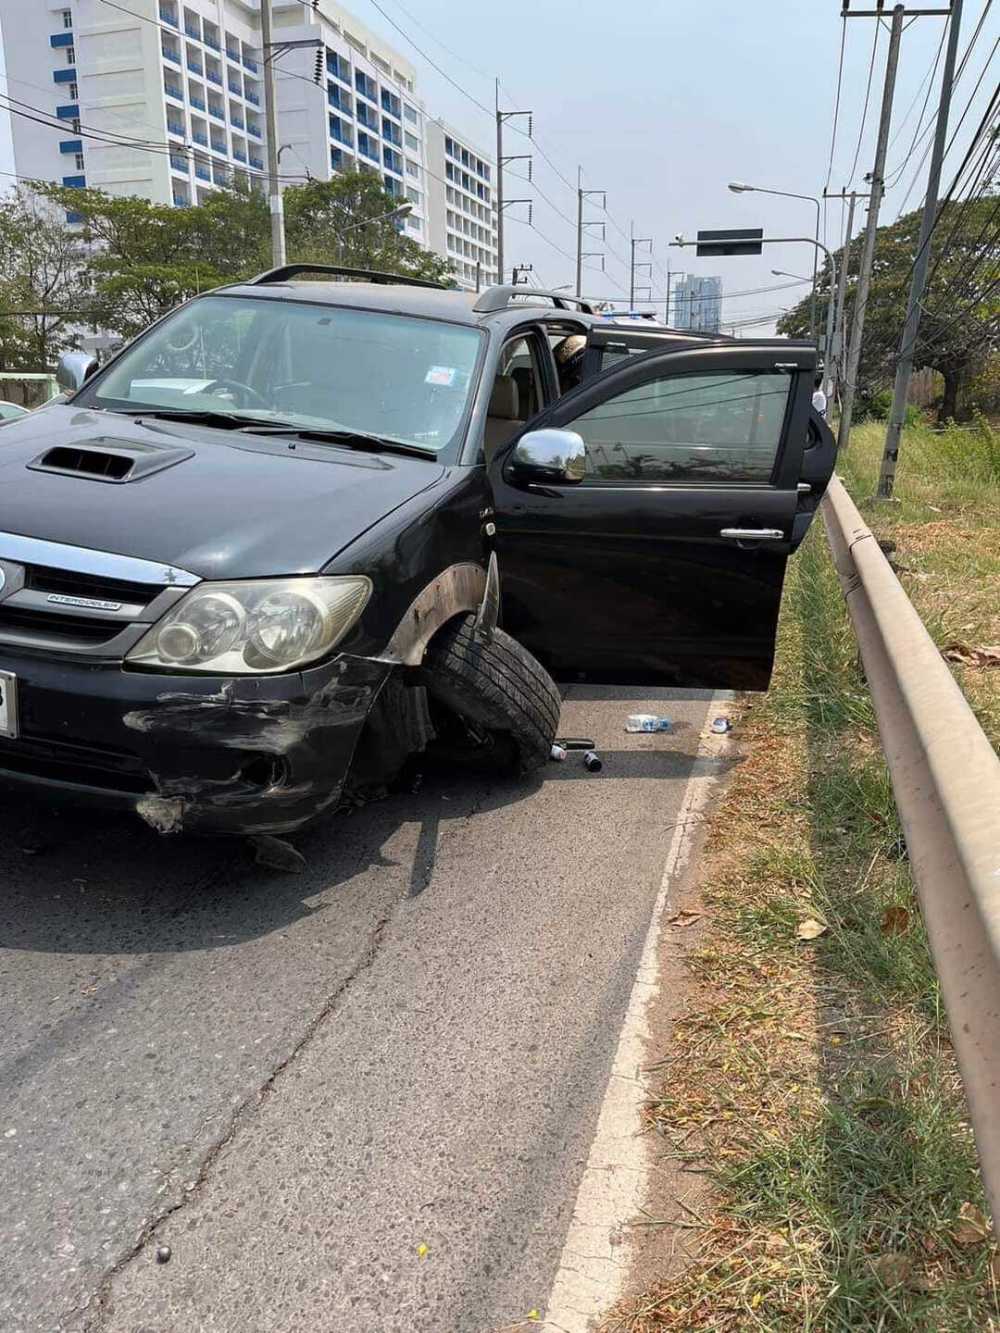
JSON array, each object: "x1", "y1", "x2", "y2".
[{"x1": 0, "y1": 406, "x2": 447, "y2": 579}]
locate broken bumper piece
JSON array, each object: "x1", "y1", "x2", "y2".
[{"x1": 0, "y1": 651, "x2": 392, "y2": 835}]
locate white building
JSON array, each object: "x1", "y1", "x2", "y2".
[
  {"x1": 425, "y1": 120, "x2": 497, "y2": 291},
  {"x1": 268, "y1": 0, "x2": 428, "y2": 250},
  {"x1": 0, "y1": 0, "x2": 268, "y2": 213},
  {"x1": 0, "y1": 0, "x2": 491, "y2": 271}
]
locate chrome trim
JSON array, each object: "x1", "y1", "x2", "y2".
[
  {"x1": 0, "y1": 532, "x2": 200, "y2": 588},
  {"x1": 510, "y1": 429, "x2": 586, "y2": 485},
  {"x1": 0, "y1": 669, "x2": 18, "y2": 739},
  {"x1": 720, "y1": 528, "x2": 785, "y2": 541},
  {"x1": 797, "y1": 482, "x2": 812, "y2": 494}
]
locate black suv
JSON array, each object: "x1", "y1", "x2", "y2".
[{"x1": 0, "y1": 266, "x2": 836, "y2": 836}]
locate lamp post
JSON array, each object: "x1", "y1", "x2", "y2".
[
  {"x1": 671, "y1": 234, "x2": 838, "y2": 396},
  {"x1": 728, "y1": 182, "x2": 821, "y2": 341},
  {"x1": 335, "y1": 202, "x2": 412, "y2": 262}
]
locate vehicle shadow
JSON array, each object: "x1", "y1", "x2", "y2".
[{"x1": 0, "y1": 729, "x2": 736, "y2": 958}]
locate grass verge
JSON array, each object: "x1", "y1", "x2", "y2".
[{"x1": 600, "y1": 419, "x2": 1000, "y2": 1331}]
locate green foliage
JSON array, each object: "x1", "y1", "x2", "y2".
[
  {"x1": 0, "y1": 187, "x2": 92, "y2": 370},
  {"x1": 23, "y1": 171, "x2": 454, "y2": 350},
  {"x1": 779, "y1": 198, "x2": 999, "y2": 421}
]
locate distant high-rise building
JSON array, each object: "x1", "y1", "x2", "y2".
[
  {"x1": 673, "y1": 275, "x2": 723, "y2": 333},
  {"x1": 425, "y1": 121, "x2": 497, "y2": 292}
]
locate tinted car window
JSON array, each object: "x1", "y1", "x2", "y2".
[
  {"x1": 566, "y1": 370, "x2": 793, "y2": 484},
  {"x1": 82, "y1": 296, "x2": 483, "y2": 457}
]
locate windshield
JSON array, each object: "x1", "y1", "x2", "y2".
[{"x1": 80, "y1": 295, "x2": 483, "y2": 456}]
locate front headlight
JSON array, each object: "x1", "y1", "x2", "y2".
[{"x1": 126, "y1": 576, "x2": 372, "y2": 674}]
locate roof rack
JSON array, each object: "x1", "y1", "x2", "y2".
[
  {"x1": 246, "y1": 263, "x2": 448, "y2": 290},
  {"x1": 472, "y1": 286, "x2": 597, "y2": 315}
]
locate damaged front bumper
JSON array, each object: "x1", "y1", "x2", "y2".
[{"x1": 0, "y1": 651, "x2": 393, "y2": 835}]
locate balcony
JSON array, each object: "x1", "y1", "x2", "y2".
[
  {"x1": 195, "y1": 164, "x2": 211, "y2": 181},
  {"x1": 245, "y1": 89, "x2": 259, "y2": 106},
  {"x1": 206, "y1": 69, "x2": 222, "y2": 86},
  {"x1": 167, "y1": 118, "x2": 185, "y2": 136},
  {"x1": 189, "y1": 94, "x2": 206, "y2": 111},
  {"x1": 162, "y1": 44, "x2": 180, "y2": 64},
  {"x1": 209, "y1": 105, "x2": 225, "y2": 120},
  {"x1": 172, "y1": 193, "x2": 189, "y2": 207},
  {"x1": 158, "y1": 5, "x2": 178, "y2": 26},
  {"x1": 249, "y1": 156, "x2": 264, "y2": 171},
  {"x1": 230, "y1": 113, "x2": 244, "y2": 130},
  {"x1": 232, "y1": 148, "x2": 247, "y2": 163},
  {"x1": 184, "y1": 24, "x2": 200, "y2": 40},
  {"x1": 164, "y1": 82, "x2": 183, "y2": 102},
  {"x1": 247, "y1": 124, "x2": 261, "y2": 138},
  {"x1": 204, "y1": 34, "x2": 220, "y2": 51},
  {"x1": 228, "y1": 79, "x2": 242, "y2": 96},
  {"x1": 169, "y1": 155, "x2": 188, "y2": 174},
  {"x1": 243, "y1": 55, "x2": 258, "y2": 72},
  {"x1": 192, "y1": 130, "x2": 208, "y2": 146},
  {"x1": 187, "y1": 59, "x2": 203, "y2": 76}
]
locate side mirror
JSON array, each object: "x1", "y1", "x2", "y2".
[
  {"x1": 508, "y1": 429, "x2": 586, "y2": 485},
  {"x1": 56, "y1": 350, "x2": 100, "y2": 393}
]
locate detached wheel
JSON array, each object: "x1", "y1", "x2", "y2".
[{"x1": 420, "y1": 614, "x2": 562, "y2": 774}]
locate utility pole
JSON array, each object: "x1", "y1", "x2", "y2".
[
  {"x1": 475, "y1": 259, "x2": 482, "y2": 293},
  {"x1": 838, "y1": 3, "x2": 904, "y2": 453},
  {"x1": 260, "y1": 0, "x2": 286, "y2": 267},
  {"x1": 575, "y1": 169, "x2": 606, "y2": 297},
  {"x1": 878, "y1": 0, "x2": 963, "y2": 497},
  {"x1": 824, "y1": 187, "x2": 865, "y2": 403},
  {"x1": 495, "y1": 82, "x2": 532, "y2": 286},
  {"x1": 629, "y1": 223, "x2": 652, "y2": 308},
  {"x1": 511, "y1": 263, "x2": 533, "y2": 285}
]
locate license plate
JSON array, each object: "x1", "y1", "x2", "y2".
[{"x1": 0, "y1": 669, "x2": 18, "y2": 739}]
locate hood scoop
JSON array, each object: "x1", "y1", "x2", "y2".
[{"x1": 28, "y1": 437, "x2": 194, "y2": 485}]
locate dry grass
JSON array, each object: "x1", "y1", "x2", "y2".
[{"x1": 600, "y1": 419, "x2": 1000, "y2": 1332}]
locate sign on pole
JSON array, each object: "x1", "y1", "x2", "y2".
[{"x1": 695, "y1": 228, "x2": 763, "y2": 257}]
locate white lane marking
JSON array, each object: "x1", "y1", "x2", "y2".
[{"x1": 543, "y1": 699, "x2": 732, "y2": 1330}]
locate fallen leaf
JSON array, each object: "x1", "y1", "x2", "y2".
[
  {"x1": 750, "y1": 1290, "x2": 764, "y2": 1309},
  {"x1": 954, "y1": 1201, "x2": 991, "y2": 1246},
  {"x1": 416, "y1": 1243, "x2": 429, "y2": 1260},
  {"x1": 872, "y1": 1252, "x2": 914, "y2": 1287},
  {"x1": 881, "y1": 905, "x2": 911, "y2": 935},
  {"x1": 527, "y1": 1312, "x2": 541, "y2": 1323},
  {"x1": 668, "y1": 910, "x2": 703, "y2": 928},
  {"x1": 796, "y1": 918, "x2": 828, "y2": 941},
  {"x1": 942, "y1": 642, "x2": 1000, "y2": 669}
]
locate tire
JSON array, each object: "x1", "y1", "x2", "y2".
[{"x1": 419, "y1": 614, "x2": 562, "y2": 774}]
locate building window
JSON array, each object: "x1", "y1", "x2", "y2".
[
  {"x1": 406, "y1": 186, "x2": 420, "y2": 207},
  {"x1": 62, "y1": 8, "x2": 73, "y2": 28},
  {"x1": 354, "y1": 69, "x2": 377, "y2": 102},
  {"x1": 74, "y1": 151, "x2": 85, "y2": 171},
  {"x1": 403, "y1": 103, "x2": 417, "y2": 124},
  {"x1": 404, "y1": 131, "x2": 418, "y2": 153},
  {"x1": 406, "y1": 159, "x2": 420, "y2": 179},
  {"x1": 72, "y1": 117, "x2": 80, "y2": 133},
  {"x1": 383, "y1": 146, "x2": 401, "y2": 174},
  {"x1": 329, "y1": 114, "x2": 353, "y2": 147},
  {"x1": 67, "y1": 46, "x2": 76, "y2": 63},
  {"x1": 69, "y1": 81, "x2": 78, "y2": 100}
]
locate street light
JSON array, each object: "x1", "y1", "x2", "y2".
[
  {"x1": 771, "y1": 268, "x2": 812, "y2": 283},
  {"x1": 336, "y1": 201, "x2": 412, "y2": 261},
  {"x1": 727, "y1": 181, "x2": 821, "y2": 340}
]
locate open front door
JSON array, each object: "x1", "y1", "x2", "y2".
[{"x1": 488, "y1": 340, "x2": 817, "y2": 690}]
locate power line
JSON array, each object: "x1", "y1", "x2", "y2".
[
  {"x1": 884, "y1": 20, "x2": 949, "y2": 187},
  {"x1": 847, "y1": 19, "x2": 882, "y2": 187},
  {"x1": 825, "y1": 16, "x2": 849, "y2": 193},
  {"x1": 362, "y1": 0, "x2": 492, "y2": 116}
]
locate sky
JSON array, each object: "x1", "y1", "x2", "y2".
[{"x1": 349, "y1": 0, "x2": 998, "y2": 333}]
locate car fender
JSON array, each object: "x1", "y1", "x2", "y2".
[{"x1": 379, "y1": 561, "x2": 488, "y2": 666}]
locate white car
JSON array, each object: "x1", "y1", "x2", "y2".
[{"x1": 0, "y1": 400, "x2": 29, "y2": 425}]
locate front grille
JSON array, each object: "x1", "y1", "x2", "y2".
[
  {"x1": 25, "y1": 564, "x2": 162, "y2": 605},
  {"x1": 0, "y1": 735, "x2": 151, "y2": 794},
  {"x1": 0, "y1": 606, "x2": 124, "y2": 646}
]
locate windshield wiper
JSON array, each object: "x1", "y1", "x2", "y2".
[
  {"x1": 236, "y1": 424, "x2": 439, "y2": 459},
  {"x1": 115, "y1": 407, "x2": 257, "y2": 430}
]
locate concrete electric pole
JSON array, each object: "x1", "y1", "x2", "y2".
[
  {"x1": 260, "y1": 0, "x2": 286, "y2": 268},
  {"x1": 878, "y1": 0, "x2": 963, "y2": 497}
]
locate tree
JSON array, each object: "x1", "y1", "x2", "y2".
[
  {"x1": 778, "y1": 196, "x2": 999, "y2": 421},
  {"x1": 283, "y1": 171, "x2": 453, "y2": 283},
  {"x1": 0, "y1": 188, "x2": 92, "y2": 370}
]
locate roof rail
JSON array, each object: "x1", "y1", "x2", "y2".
[
  {"x1": 246, "y1": 263, "x2": 448, "y2": 290},
  {"x1": 472, "y1": 286, "x2": 597, "y2": 315}
]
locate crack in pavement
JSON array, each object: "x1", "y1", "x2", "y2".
[{"x1": 79, "y1": 902, "x2": 397, "y2": 1333}]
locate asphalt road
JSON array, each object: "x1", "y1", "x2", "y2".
[{"x1": 0, "y1": 685, "x2": 727, "y2": 1333}]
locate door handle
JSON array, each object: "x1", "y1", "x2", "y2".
[{"x1": 719, "y1": 528, "x2": 785, "y2": 541}]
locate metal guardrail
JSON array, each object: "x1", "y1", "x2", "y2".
[{"x1": 822, "y1": 476, "x2": 1000, "y2": 1221}]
